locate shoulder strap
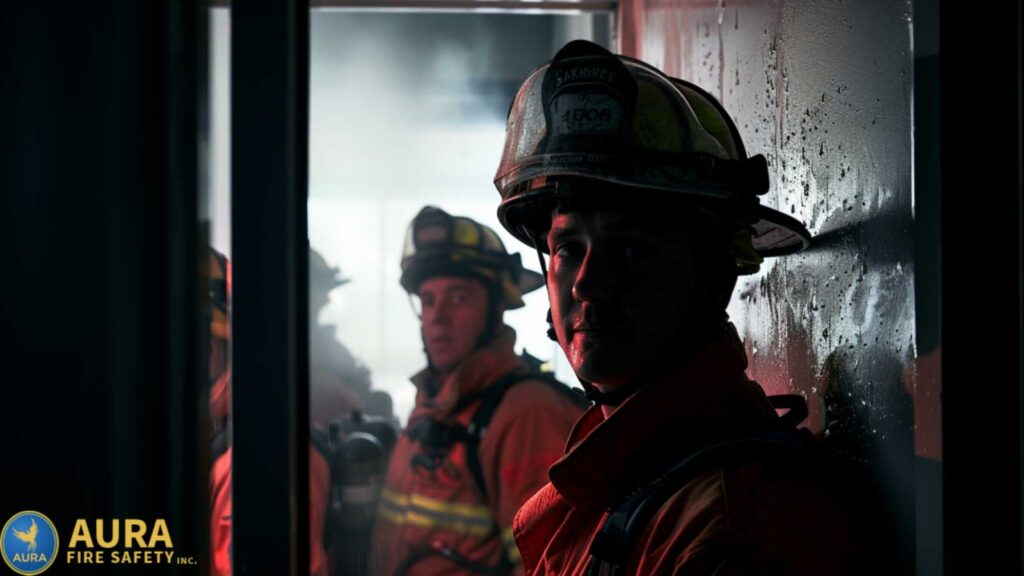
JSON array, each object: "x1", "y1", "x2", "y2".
[
  {"x1": 309, "y1": 426, "x2": 332, "y2": 460},
  {"x1": 463, "y1": 370, "x2": 536, "y2": 498},
  {"x1": 586, "y1": 428, "x2": 814, "y2": 576},
  {"x1": 405, "y1": 369, "x2": 585, "y2": 497},
  {"x1": 466, "y1": 369, "x2": 590, "y2": 496},
  {"x1": 211, "y1": 428, "x2": 230, "y2": 463}
]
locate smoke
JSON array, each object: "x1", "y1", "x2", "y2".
[{"x1": 307, "y1": 12, "x2": 604, "y2": 423}]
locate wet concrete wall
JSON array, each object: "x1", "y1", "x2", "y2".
[{"x1": 621, "y1": 1, "x2": 919, "y2": 572}]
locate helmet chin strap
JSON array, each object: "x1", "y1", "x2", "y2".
[
  {"x1": 420, "y1": 333, "x2": 441, "y2": 398},
  {"x1": 475, "y1": 284, "x2": 503, "y2": 349}
]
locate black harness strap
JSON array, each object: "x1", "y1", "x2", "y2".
[
  {"x1": 463, "y1": 372, "x2": 530, "y2": 495},
  {"x1": 406, "y1": 370, "x2": 534, "y2": 496},
  {"x1": 309, "y1": 427, "x2": 332, "y2": 460},
  {"x1": 464, "y1": 370, "x2": 590, "y2": 494},
  {"x1": 211, "y1": 428, "x2": 230, "y2": 463},
  {"x1": 585, "y1": 396, "x2": 816, "y2": 576},
  {"x1": 397, "y1": 370, "x2": 587, "y2": 576}
]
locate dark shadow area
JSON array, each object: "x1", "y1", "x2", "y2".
[{"x1": 823, "y1": 346, "x2": 915, "y2": 575}]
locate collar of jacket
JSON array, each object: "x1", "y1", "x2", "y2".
[
  {"x1": 548, "y1": 324, "x2": 779, "y2": 509},
  {"x1": 408, "y1": 325, "x2": 522, "y2": 423}
]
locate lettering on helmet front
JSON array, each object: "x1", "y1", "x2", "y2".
[
  {"x1": 554, "y1": 66, "x2": 617, "y2": 87},
  {"x1": 550, "y1": 92, "x2": 622, "y2": 136}
]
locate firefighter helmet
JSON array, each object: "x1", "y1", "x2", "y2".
[
  {"x1": 310, "y1": 248, "x2": 350, "y2": 290},
  {"x1": 493, "y1": 40, "x2": 810, "y2": 274},
  {"x1": 400, "y1": 206, "x2": 543, "y2": 309}
]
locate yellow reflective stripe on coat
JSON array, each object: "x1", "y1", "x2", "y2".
[
  {"x1": 501, "y1": 526, "x2": 522, "y2": 564},
  {"x1": 379, "y1": 489, "x2": 495, "y2": 538},
  {"x1": 381, "y1": 490, "x2": 492, "y2": 520}
]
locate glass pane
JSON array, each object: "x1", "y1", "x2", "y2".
[
  {"x1": 206, "y1": 6, "x2": 233, "y2": 576},
  {"x1": 308, "y1": 11, "x2": 609, "y2": 576},
  {"x1": 640, "y1": 2, "x2": 921, "y2": 574}
]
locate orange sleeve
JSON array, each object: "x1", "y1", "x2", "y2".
[
  {"x1": 479, "y1": 380, "x2": 584, "y2": 569},
  {"x1": 309, "y1": 446, "x2": 332, "y2": 576},
  {"x1": 210, "y1": 445, "x2": 333, "y2": 576},
  {"x1": 210, "y1": 448, "x2": 233, "y2": 576}
]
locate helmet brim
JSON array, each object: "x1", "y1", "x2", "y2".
[
  {"x1": 749, "y1": 205, "x2": 812, "y2": 257},
  {"x1": 517, "y1": 267, "x2": 545, "y2": 297},
  {"x1": 498, "y1": 179, "x2": 812, "y2": 260},
  {"x1": 400, "y1": 258, "x2": 545, "y2": 310}
]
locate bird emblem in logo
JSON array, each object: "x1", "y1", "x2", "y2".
[
  {"x1": 12, "y1": 519, "x2": 38, "y2": 552},
  {"x1": 2, "y1": 512, "x2": 58, "y2": 575}
]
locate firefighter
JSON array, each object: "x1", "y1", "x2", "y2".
[
  {"x1": 207, "y1": 247, "x2": 332, "y2": 576},
  {"x1": 371, "y1": 207, "x2": 587, "y2": 576},
  {"x1": 310, "y1": 248, "x2": 387, "y2": 421},
  {"x1": 492, "y1": 40, "x2": 876, "y2": 575}
]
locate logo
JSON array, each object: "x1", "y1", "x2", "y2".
[
  {"x1": 2, "y1": 512, "x2": 58, "y2": 575},
  {"x1": 66, "y1": 519, "x2": 184, "y2": 566}
]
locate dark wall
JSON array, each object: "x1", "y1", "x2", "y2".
[
  {"x1": 629, "y1": 1, "x2": 917, "y2": 572},
  {"x1": 1, "y1": 1, "x2": 206, "y2": 573},
  {"x1": 938, "y1": 1, "x2": 1022, "y2": 574}
]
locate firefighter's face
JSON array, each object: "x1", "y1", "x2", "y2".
[
  {"x1": 546, "y1": 209, "x2": 698, "y2": 392},
  {"x1": 418, "y1": 276, "x2": 490, "y2": 374}
]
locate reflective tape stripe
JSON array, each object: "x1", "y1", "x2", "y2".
[
  {"x1": 501, "y1": 527, "x2": 522, "y2": 564},
  {"x1": 381, "y1": 489, "x2": 492, "y2": 520},
  {"x1": 409, "y1": 494, "x2": 492, "y2": 520},
  {"x1": 379, "y1": 489, "x2": 496, "y2": 538}
]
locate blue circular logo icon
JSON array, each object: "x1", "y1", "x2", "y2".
[{"x1": 1, "y1": 512, "x2": 58, "y2": 575}]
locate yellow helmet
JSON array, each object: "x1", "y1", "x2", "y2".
[
  {"x1": 493, "y1": 40, "x2": 810, "y2": 274},
  {"x1": 399, "y1": 206, "x2": 543, "y2": 309}
]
